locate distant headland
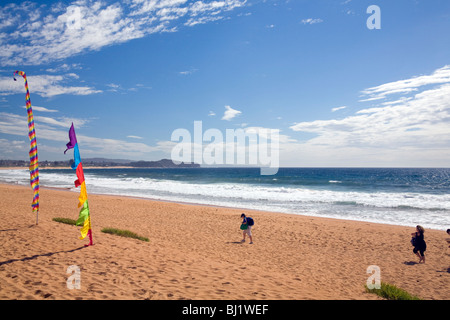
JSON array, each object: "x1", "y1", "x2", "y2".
[{"x1": 0, "y1": 158, "x2": 200, "y2": 168}]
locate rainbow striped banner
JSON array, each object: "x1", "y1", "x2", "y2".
[
  {"x1": 13, "y1": 71, "x2": 40, "y2": 220},
  {"x1": 65, "y1": 123, "x2": 93, "y2": 246}
]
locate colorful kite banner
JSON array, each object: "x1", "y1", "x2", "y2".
[
  {"x1": 65, "y1": 123, "x2": 93, "y2": 246},
  {"x1": 13, "y1": 71, "x2": 39, "y2": 220}
]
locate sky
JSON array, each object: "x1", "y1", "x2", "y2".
[{"x1": 0, "y1": 0, "x2": 449, "y2": 167}]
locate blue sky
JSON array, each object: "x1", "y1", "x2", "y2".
[{"x1": 1, "y1": 0, "x2": 449, "y2": 167}]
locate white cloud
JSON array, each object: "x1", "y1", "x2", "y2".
[
  {"x1": 0, "y1": 112, "x2": 89, "y2": 138},
  {"x1": 127, "y1": 135, "x2": 143, "y2": 139},
  {"x1": 208, "y1": 111, "x2": 216, "y2": 116},
  {"x1": 66, "y1": 73, "x2": 80, "y2": 79},
  {"x1": 76, "y1": 134, "x2": 158, "y2": 156},
  {"x1": 0, "y1": 112, "x2": 29, "y2": 137},
  {"x1": 106, "y1": 83, "x2": 120, "y2": 92},
  {"x1": 35, "y1": 115, "x2": 89, "y2": 129},
  {"x1": 301, "y1": 18, "x2": 323, "y2": 25},
  {"x1": 291, "y1": 84, "x2": 450, "y2": 149},
  {"x1": 179, "y1": 68, "x2": 198, "y2": 75},
  {"x1": 185, "y1": 14, "x2": 223, "y2": 27},
  {"x1": 0, "y1": 0, "x2": 247, "y2": 66},
  {"x1": 104, "y1": 82, "x2": 151, "y2": 93},
  {"x1": 360, "y1": 65, "x2": 450, "y2": 102},
  {"x1": 0, "y1": 138, "x2": 27, "y2": 156},
  {"x1": 46, "y1": 63, "x2": 82, "y2": 73},
  {"x1": 0, "y1": 74, "x2": 101, "y2": 97},
  {"x1": 0, "y1": 111, "x2": 160, "y2": 158},
  {"x1": 222, "y1": 105, "x2": 241, "y2": 121},
  {"x1": 188, "y1": 0, "x2": 244, "y2": 16},
  {"x1": 23, "y1": 106, "x2": 58, "y2": 113},
  {"x1": 331, "y1": 106, "x2": 347, "y2": 112},
  {"x1": 244, "y1": 126, "x2": 293, "y2": 144}
]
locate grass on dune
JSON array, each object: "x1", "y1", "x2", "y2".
[
  {"x1": 365, "y1": 282, "x2": 422, "y2": 300},
  {"x1": 52, "y1": 217, "x2": 77, "y2": 225},
  {"x1": 53, "y1": 218, "x2": 149, "y2": 242},
  {"x1": 101, "y1": 227, "x2": 149, "y2": 242}
]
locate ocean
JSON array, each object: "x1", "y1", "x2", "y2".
[{"x1": 1, "y1": 167, "x2": 449, "y2": 230}]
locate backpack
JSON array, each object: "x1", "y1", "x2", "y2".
[{"x1": 246, "y1": 217, "x2": 254, "y2": 226}]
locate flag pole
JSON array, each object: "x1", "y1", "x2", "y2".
[
  {"x1": 14, "y1": 71, "x2": 40, "y2": 223},
  {"x1": 65, "y1": 123, "x2": 94, "y2": 246}
]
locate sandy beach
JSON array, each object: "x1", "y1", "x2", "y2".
[{"x1": 0, "y1": 182, "x2": 449, "y2": 300}]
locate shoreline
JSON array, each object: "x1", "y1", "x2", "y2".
[
  {"x1": 0, "y1": 179, "x2": 447, "y2": 231},
  {"x1": 0, "y1": 182, "x2": 449, "y2": 300},
  {"x1": 42, "y1": 185, "x2": 449, "y2": 231}
]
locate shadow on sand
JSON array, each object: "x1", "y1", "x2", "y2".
[
  {"x1": 0, "y1": 224, "x2": 36, "y2": 232},
  {"x1": 0, "y1": 246, "x2": 86, "y2": 266},
  {"x1": 403, "y1": 261, "x2": 419, "y2": 265}
]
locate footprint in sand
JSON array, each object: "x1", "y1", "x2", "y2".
[{"x1": 34, "y1": 289, "x2": 52, "y2": 299}]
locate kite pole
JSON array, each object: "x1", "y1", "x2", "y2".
[{"x1": 13, "y1": 71, "x2": 40, "y2": 225}]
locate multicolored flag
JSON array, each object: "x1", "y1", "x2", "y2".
[
  {"x1": 13, "y1": 71, "x2": 39, "y2": 223},
  {"x1": 65, "y1": 123, "x2": 93, "y2": 246}
]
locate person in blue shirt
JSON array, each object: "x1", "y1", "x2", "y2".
[{"x1": 240, "y1": 213, "x2": 254, "y2": 244}]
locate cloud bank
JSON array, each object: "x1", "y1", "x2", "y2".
[
  {"x1": 0, "y1": 0, "x2": 247, "y2": 66},
  {"x1": 287, "y1": 65, "x2": 450, "y2": 166},
  {"x1": 1, "y1": 73, "x2": 101, "y2": 97}
]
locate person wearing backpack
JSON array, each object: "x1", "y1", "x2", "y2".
[{"x1": 240, "y1": 213, "x2": 254, "y2": 244}]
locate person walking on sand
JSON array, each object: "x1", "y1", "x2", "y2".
[
  {"x1": 240, "y1": 213, "x2": 254, "y2": 244},
  {"x1": 411, "y1": 225, "x2": 427, "y2": 263}
]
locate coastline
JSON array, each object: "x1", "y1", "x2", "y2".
[
  {"x1": 0, "y1": 166, "x2": 135, "y2": 170},
  {"x1": 1, "y1": 168, "x2": 448, "y2": 231},
  {"x1": 0, "y1": 182, "x2": 449, "y2": 300}
]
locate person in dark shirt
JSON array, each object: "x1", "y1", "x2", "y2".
[
  {"x1": 411, "y1": 225, "x2": 427, "y2": 263},
  {"x1": 446, "y1": 229, "x2": 450, "y2": 248}
]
